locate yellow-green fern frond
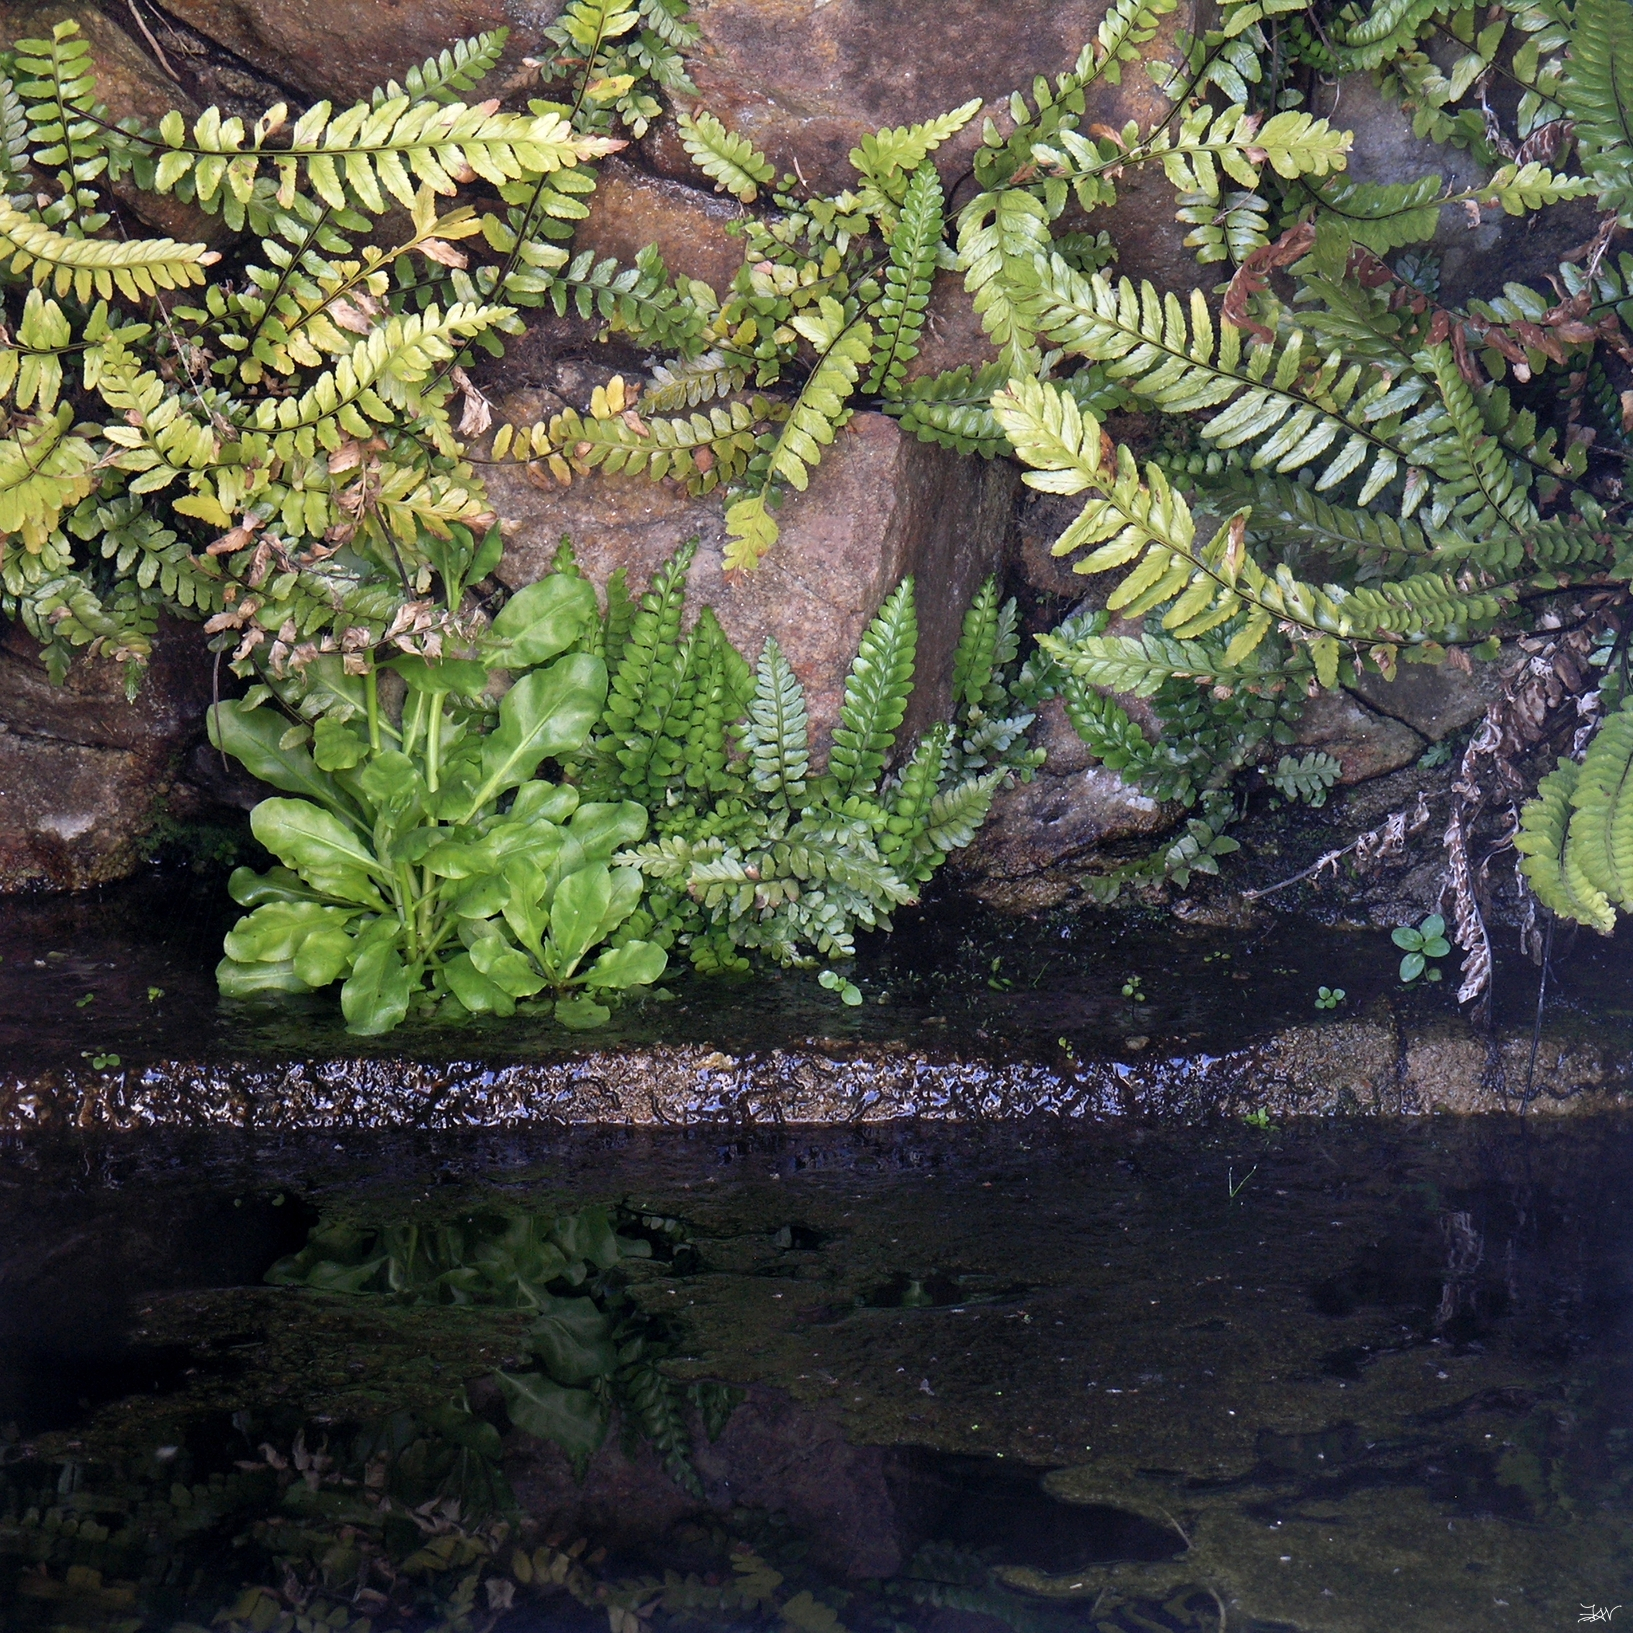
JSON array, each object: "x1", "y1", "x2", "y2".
[{"x1": 0, "y1": 204, "x2": 218, "y2": 300}]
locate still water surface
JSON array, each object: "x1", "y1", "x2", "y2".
[{"x1": 3, "y1": 1118, "x2": 1629, "y2": 1632}]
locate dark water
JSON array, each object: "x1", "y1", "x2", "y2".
[
  {"x1": 2, "y1": 1118, "x2": 1630, "y2": 1632},
  {"x1": 6, "y1": 868, "x2": 1627, "y2": 1079}
]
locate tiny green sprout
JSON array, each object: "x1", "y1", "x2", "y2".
[
  {"x1": 1121, "y1": 974, "x2": 1146, "y2": 1003},
  {"x1": 1392, "y1": 914, "x2": 1451, "y2": 983},
  {"x1": 987, "y1": 955, "x2": 1013, "y2": 991},
  {"x1": 1058, "y1": 1036, "x2": 1077, "y2": 1061},
  {"x1": 81, "y1": 1051, "x2": 121, "y2": 1070},
  {"x1": 1203, "y1": 950, "x2": 1232, "y2": 964},
  {"x1": 147, "y1": 986, "x2": 164, "y2": 1002},
  {"x1": 1242, "y1": 1109, "x2": 1273, "y2": 1129},
  {"x1": 818, "y1": 968, "x2": 863, "y2": 1006},
  {"x1": 75, "y1": 992, "x2": 96, "y2": 1008},
  {"x1": 1315, "y1": 986, "x2": 1346, "y2": 1009}
]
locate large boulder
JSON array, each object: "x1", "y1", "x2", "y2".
[
  {"x1": 485, "y1": 409, "x2": 1016, "y2": 757},
  {"x1": 156, "y1": 0, "x2": 548, "y2": 107},
  {"x1": 0, "y1": 621, "x2": 212, "y2": 892}
]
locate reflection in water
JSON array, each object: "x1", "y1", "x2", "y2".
[{"x1": 1, "y1": 1120, "x2": 1630, "y2": 1631}]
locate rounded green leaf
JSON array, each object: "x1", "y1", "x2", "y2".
[
  {"x1": 465, "y1": 654, "x2": 608, "y2": 815},
  {"x1": 511, "y1": 781, "x2": 580, "y2": 824},
  {"x1": 208, "y1": 699, "x2": 355, "y2": 819},
  {"x1": 341, "y1": 936, "x2": 413, "y2": 1035},
  {"x1": 216, "y1": 957, "x2": 313, "y2": 996},
  {"x1": 223, "y1": 901, "x2": 353, "y2": 964},
  {"x1": 1399, "y1": 950, "x2": 1426, "y2": 982},
  {"x1": 488, "y1": 574, "x2": 598, "y2": 668},
  {"x1": 526, "y1": 1293, "x2": 617, "y2": 1384},
  {"x1": 554, "y1": 995, "x2": 612, "y2": 1030},
  {"x1": 387, "y1": 655, "x2": 490, "y2": 695},
  {"x1": 568, "y1": 800, "x2": 649, "y2": 860},
  {"x1": 468, "y1": 934, "x2": 547, "y2": 997},
  {"x1": 1421, "y1": 935, "x2": 1451, "y2": 958},
  {"x1": 250, "y1": 798, "x2": 387, "y2": 907},
  {"x1": 292, "y1": 925, "x2": 355, "y2": 987},
  {"x1": 1391, "y1": 926, "x2": 1423, "y2": 951},
  {"x1": 1420, "y1": 914, "x2": 1445, "y2": 939},
  {"x1": 442, "y1": 951, "x2": 517, "y2": 1017},
  {"x1": 547, "y1": 862, "x2": 613, "y2": 967},
  {"x1": 312, "y1": 716, "x2": 367, "y2": 772},
  {"x1": 582, "y1": 939, "x2": 667, "y2": 990}
]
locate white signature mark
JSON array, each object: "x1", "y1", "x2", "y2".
[{"x1": 1579, "y1": 1607, "x2": 1622, "y2": 1626}]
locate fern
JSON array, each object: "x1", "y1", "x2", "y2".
[
  {"x1": 372, "y1": 29, "x2": 509, "y2": 106},
  {"x1": 864, "y1": 163, "x2": 942, "y2": 394},
  {"x1": 828, "y1": 579, "x2": 918, "y2": 797},
  {"x1": 677, "y1": 109, "x2": 775, "y2": 202},
  {"x1": 742, "y1": 637, "x2": 810, "y2": 808},
  {"x1": 724, "y1": 300, "x2": 873, "y2": 569},
  {"x1": 1560, "y1": 0, "x2": 1633, "y2": 218},
  {"x1": 883, "y1": 363, "x2": 1016, "y2": 456},
  {"x1": 1516, "y1": 759, "x2": 1616, "y2": 931}
]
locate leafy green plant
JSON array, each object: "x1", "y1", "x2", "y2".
[
  {"x1": 210, "y1": 549, "x2": 667, "y2": 1035},
  {"x1": 1516, "y1": 696, "x2": 1633, "y2": 935},
  {"x1": 1315, "y1": 985, "x2": 1345, "y2": 1009},
  {"x1": 1392, "y1": 913, "x2": 1450, "y2": 982},
  {"x1": 572, "y1": 541, "x2": 1038, "y2": 973},
  {"x1": 819, "y1": 967, "x2": 863, "y2": 1006}
]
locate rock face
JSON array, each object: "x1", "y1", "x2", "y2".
[
  {"x1": 1292, "y1": 689, "x2": 1427, "y2": 786},
  {"x1": 953, "y1": 697, "x2": 1176, "y2": 912},
  {"x1": 641, "y1": 0, "x2": 1203, "y2": 288},
  {"x1": 573, "y1": 156, "x2": 748, "y2": 295},
  {"x1": 0, "y1": 622, "x2": 211, "y2": 892},
  {"x1": 487, "y1": 410, "x2": 1017, "y2": 756},
  {"x1": 156, "y1": 0, "x2": 547, "y2": 106}
]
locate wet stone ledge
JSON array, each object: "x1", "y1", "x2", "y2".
[{"x1": 4, "y1": 1011, "x2": 1631, "y2": 1131}]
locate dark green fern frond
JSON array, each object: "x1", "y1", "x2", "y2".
[
  {"x1": 829, "y1": 579, "x2": 918, "y2": 798},
  {"x1": 864, "y1": 163, "x2": 942, "y2": 394},
  {"x1": 1559, "y1": 0, "x2": 1633, "y2": 218},
  {"x1": 371, "y1": 29, "x2": 509, "y2": 106},
  {"x1": 742, "y1": 637, "x2": 810, "y2": 809}
]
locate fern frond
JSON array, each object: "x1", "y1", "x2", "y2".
[
  {"x1": 742, "y1": 637, "x2": 809, "y2": 808},
  {"x1": 864, "y1": 163, "x2": 942, "y2": 394},
  {"x1": 1041, "y1": 627, "x2": 1282, "y2": 696},
  {"x1": 724, "y1": 300, "x2": 872, "y2": 571},
  {"x1": 925, "y1": 770, "x2": 1003, "y2": 851},
  {"x1": 1328, "y1": 0, "x2": 1451, "y2": 71},
  {"x1": 143, "y1": 96, "x2": 616, "y2": 226},
  {"x1": 643, "y1": 350, "x2": 750, "y2": 410},
  {"x1": 0, "y1": 204, "x2": 216, "y2": 300},
  {"x1": 372, "y1": 29, "x2": 509, "y2": 106},
  {"x1": 1567, "y1": 704, "x2": 1633, "y2": 907},
  {"x1": 0, "y1": 68, "x2": 33, "y2": 203},
  {"x1": 1517, "y1": 760, "x2": 1616, "y2": 931},
  {"x1": 677, "y1": 109, "x2": 774, "y2": 202},
  {"x1": 1559, "y1": 0, "x2": 1633, "y2": 216},
  {"x1": 1089, "y1": 0, "x2": 1181, "y2": 84},
  {"x1": 848, "y1": 100, "x2": 980, "y2": 198},
  {"x1": 951, "y1": 578, "x2": 1000, "y2": 709},
  {"x1": 829, "y1": 579, "x2": 917, "y2": 797},
  {"x1": 955, "y1": 187, "x2": 1052, "y2": 364},
  {"x1": 883, "y1": 362, "x2": 1014, "y2": 456},
  {"x1": 0, "y1": 407, "x2": 97, "y2": 552},
  {"x1": 505, "y1": 392, "x2": 770, "y2": 493}
]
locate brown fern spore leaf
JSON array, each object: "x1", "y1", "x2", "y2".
[{"x1": 1222, "y1": 223, "x2": 1316, "y2": 343}]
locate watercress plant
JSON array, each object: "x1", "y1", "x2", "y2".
[{"x1": 209, "y1": 537, "x2": 667, "y2": 1035}]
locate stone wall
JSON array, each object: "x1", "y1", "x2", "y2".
[{"x1": 0, "y1": 0, "x2": 1550, "y2": 906}]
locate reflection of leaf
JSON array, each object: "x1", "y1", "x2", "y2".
[
  {"x1": 496, "y1": 1371, "x2": 607, "y2": 1458},
  {"x1": 527, "y1": 1294, "x2": 617, "y2": 1383}
]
